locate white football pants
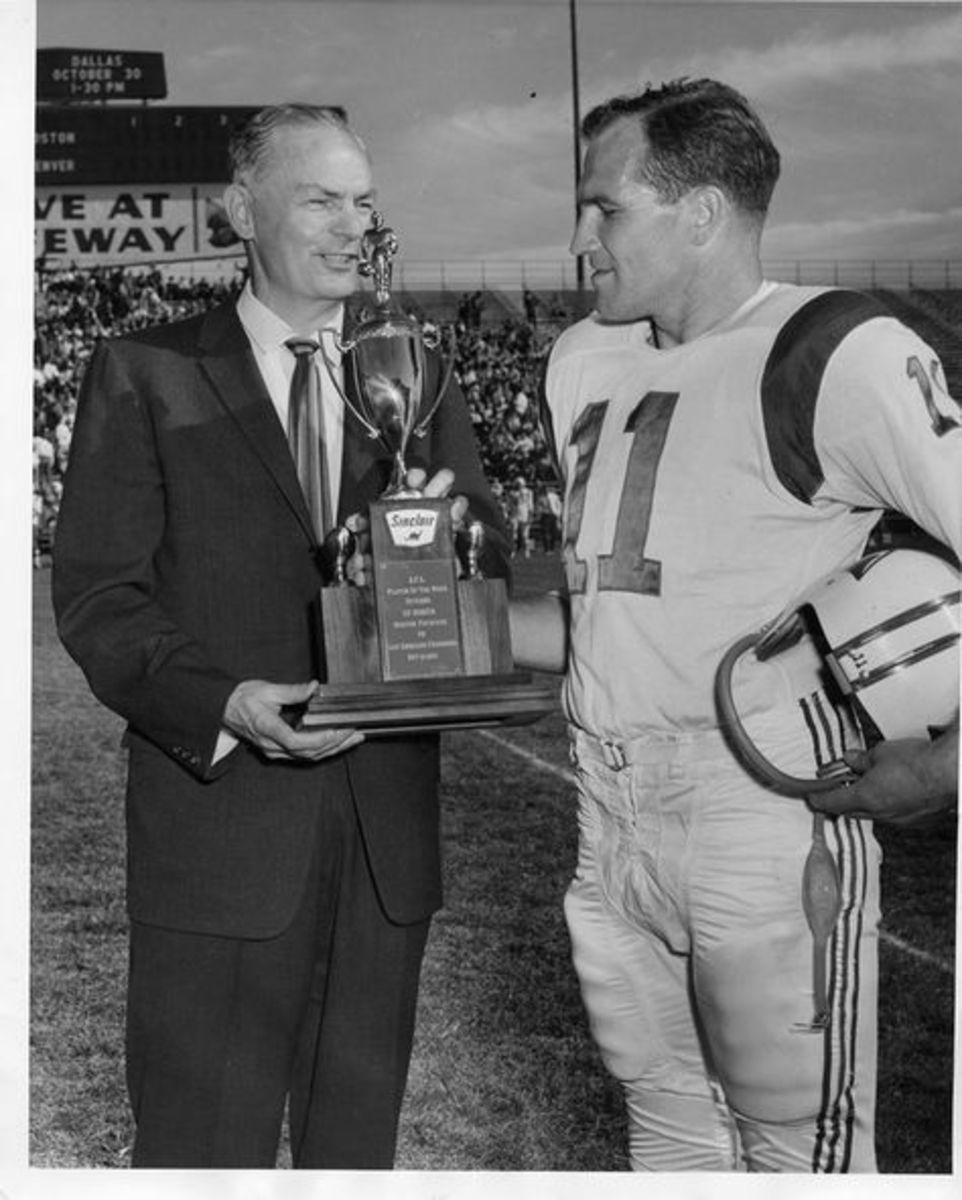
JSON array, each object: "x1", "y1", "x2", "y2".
[{"x1": 565, "y1": 725, "x2": 880, "y2": 1172}]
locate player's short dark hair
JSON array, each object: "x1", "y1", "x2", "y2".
[
  {"x1": 228, "y1": 103, "x2": 357, "y2": 184},
  {"x1": 582, "y1": 78, "x2": 780, "y2": 216}
]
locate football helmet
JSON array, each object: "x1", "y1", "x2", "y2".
[{"x1": 715, "y1": 548, "x2": 960, "y2": 797}]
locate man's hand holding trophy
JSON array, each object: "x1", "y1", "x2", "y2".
[{"x1": 302, "y1": 213, "x2": 557, "y2": 733}]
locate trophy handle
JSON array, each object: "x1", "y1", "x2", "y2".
[
  {"x1": 317, "y1": 336, "x2": 383, "y2": 444},
  {"x1": 412, "y1": 329, "x2": 457, "y2": 439}
]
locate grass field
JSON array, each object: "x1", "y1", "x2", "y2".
[{"x1": 30, "y1": 555, "x2": 956, "y2": 1173}]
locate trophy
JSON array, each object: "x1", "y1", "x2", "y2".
[{"x1": 303, "y1": 213, "x2": 557, "y2": 733}]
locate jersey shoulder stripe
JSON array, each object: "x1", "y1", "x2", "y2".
[{"x1": 761, "y1": 289, "x2": 892, "y2": 504}]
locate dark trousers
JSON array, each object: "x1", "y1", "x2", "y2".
[{"x1": 125, "y1": 777, "x2": 431, "y2": 1168}]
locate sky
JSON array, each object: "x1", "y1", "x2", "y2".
[{"x1": 27, "y1": 0, "x2": 962, "y2": 271}]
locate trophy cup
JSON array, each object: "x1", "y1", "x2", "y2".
[{"x1": 303, "y1": 213, "x2": 557, "y2": 733}]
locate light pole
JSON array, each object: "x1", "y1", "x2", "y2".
[{"x1": 569, "y1": 0, "x2": 585, "y2": 297}]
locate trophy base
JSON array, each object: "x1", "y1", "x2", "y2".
[{"x1": 300, "y1": 672, "x2": 558, "y2": 735}]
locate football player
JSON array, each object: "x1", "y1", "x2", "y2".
[{"x1": 510, "y1": 78, "x2": 960, "y2": 1172}]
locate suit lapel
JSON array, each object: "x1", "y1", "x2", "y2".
[{"x1": 197, "y1": 304, "x2": 316, "y2": 544}]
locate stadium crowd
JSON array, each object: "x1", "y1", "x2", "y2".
[{"x1": 32, "y1": 266, "x2": 563, "y2": 565}]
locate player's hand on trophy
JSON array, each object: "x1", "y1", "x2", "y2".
[
  {"x1": 318, "y1": 514, "x2": 371, "y2": 587},
  {"x1": 808, "y1": 727, "x2": 958, "y2": 827},
  {"x1": 342, "y1": 512, "x2": 371, "y2": 587},
  {"x1": 404, "y1": 466, "x2": 469, "y2": 526},
  {"x1": 223, "y1": 679, "x2": 364, "y2": 761}
]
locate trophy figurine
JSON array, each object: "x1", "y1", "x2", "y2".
[
  {"x1": 304, "y1": 213, "x2": 557, "y2": 733},
  {"x1": 319, "y1": 211, "x2": 455, "y2": 497}
]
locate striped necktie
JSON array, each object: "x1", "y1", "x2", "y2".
[{"x1": 285, "y1": 337, "x2": 330, "y2": 541}]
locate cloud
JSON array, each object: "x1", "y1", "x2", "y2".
[
  {"x1": 707, "y1": 10, "x2": 962, "y2": 100},
  {"x1": 186, "y1": 43, "x2": 253, "y2": 64},
  {"x1": 415, "y1": 94, "x2": 570, "y2": 152},
  {"x1": 580, "y1": 8, "x2": 962, "y2": 108},
  {"x1": 765, "y1": 205, "x2": 962, "y2": 261}
]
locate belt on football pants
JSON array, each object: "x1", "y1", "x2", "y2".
[{"x1": 569, "y1": 725, "x2": 736, "y2": 772}]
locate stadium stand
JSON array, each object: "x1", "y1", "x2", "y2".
[{"x1": 31, "y1": 270, "x2": 962, "y2": 567}]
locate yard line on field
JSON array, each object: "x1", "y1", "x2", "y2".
[
  {"x1": 474, "y1": 729, "x2": 576, "y2": 791},
  {"x1": 878, "y1": 930, "x2": 953, "y2": 976},
  {"x1": 475, "y1": 730, "x2": 954, "y2": 977}
]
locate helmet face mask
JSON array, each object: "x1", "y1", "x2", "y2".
[
  {"x1": 804, "y1": 549, "x2": 960, "y2": 743},
  {"x1": 716, "y1": 548, "x2": 961, "y2": 797}
]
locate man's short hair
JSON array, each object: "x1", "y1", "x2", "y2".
[
  {"x1": 582, "y1": 78, "x2": 780, "y2": 216},
  {"x1": 228, "y1": 103, "x2": 355, "y2": 184}
]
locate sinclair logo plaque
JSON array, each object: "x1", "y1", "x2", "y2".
[{"x1": 375, "y1": 503, "x2": 463, "y2": 680}]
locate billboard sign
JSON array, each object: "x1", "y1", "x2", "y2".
[
  {"x1": 37, "y1": 49, "x2": 167, "y2": 102},
  {"x1": 34, "y1": 184, "x2": 243, "y2": 267}
]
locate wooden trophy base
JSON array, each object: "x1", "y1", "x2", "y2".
[
  {"x1": 301, "y1": 672, "x2": 559, "y2": 734},
  {"x1": 305, "y1": 498, "x2": 558, "y2": 734}
]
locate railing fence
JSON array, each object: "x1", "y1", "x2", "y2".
[{"x1": 34, "y1": 256, "x2": 962, "y2": 294}]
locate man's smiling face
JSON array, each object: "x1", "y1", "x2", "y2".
[{"x1": 240, "y1": 123, "x2": 376, "y2": 328}]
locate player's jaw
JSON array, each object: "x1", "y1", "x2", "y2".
[{"x1": 589, "y1": 261, "x2": 643, "y2": 322}]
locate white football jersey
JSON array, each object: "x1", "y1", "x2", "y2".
[{"x1": 544, "y1": 281, "x2": 962, "y2": 740}]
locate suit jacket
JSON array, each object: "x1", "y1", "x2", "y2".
[{"x1": 53, "y1": 301, "x2": 509, "y2": 939}]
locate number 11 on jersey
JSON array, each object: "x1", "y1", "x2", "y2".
[{"x1": 562, "y1": 392, "x2": 679, "y2": 598}]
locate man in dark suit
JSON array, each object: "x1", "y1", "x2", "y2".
[{"x1": 52, "y1": 103, "x2": 508, "y2": 1170}]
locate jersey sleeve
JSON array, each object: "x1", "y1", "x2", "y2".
[
  {"x1": 536, "y1": 355, "x2": 562, "y2": 485},
  {"x1": 812, "y1": 314, "x2": 962, "y2": 559},
  {"x1": 542, "y1": 325, "x2": 588, "y2": 487}
]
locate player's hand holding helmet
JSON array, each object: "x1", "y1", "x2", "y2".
[{"x1": 715, "y1": 548, "x2": 960, "y2": 799}]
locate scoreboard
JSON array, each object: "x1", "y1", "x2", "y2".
[{"x1": 35, "y1": 105, "x2": 262, "y2": 187}]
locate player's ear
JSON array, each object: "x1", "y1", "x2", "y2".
[
  {"x1": 688, "y1": 185, "x2": 726, "y2": 247},
  {"x1": 223, "y1": 182, "x2": 255, "y2": 242}
]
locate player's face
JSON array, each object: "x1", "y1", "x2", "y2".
[
  {"x1": 235, "y1": 124, "x2": 376, "y2": 328},
  {"x1": 572, "y1": 120, "x2": 695, "y2": 325}
]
